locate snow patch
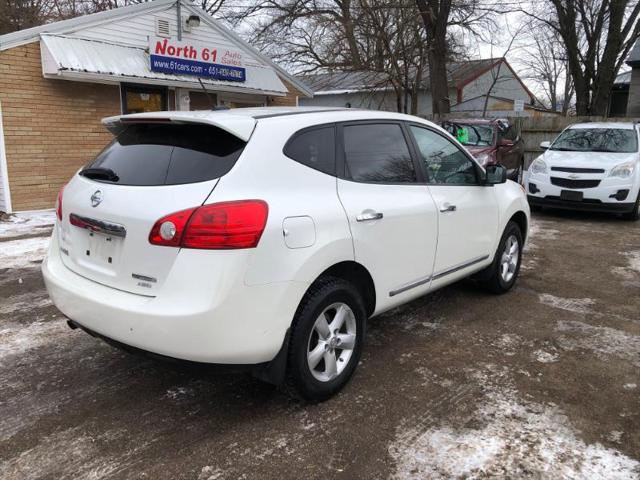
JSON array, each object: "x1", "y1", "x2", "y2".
[
  {"x1": 556, "y1": 320, "x2": 640, "y2": 367},
  {"x1": 0, "y1": 210, "x2": 55, "y2": 239},
  {"x1": 0, "y1": 428, "x2": 116, "y2": 479},
  {"x1": 0, "y1": 427, "x2": 150, "y2": 479},
  {"x1": 533, "y1": 349, "x2": 560, "y2": 363},
  {"x1": 612, "y1": 266, "x2": 636, "y2": 280},
  {"x1": 198, "y1": 466, "x2": 226, "y2": 480},
  {"x1": 389, "y1": 367, "x2": 640, "y2": 479},
  {"x1": 524, "y1": 219, "x2": 560, "y2": 252},
  {"x1": 607, "y1": 431, "x2": 623, "y2": 444},
  {"x1": 612, "y1": 251, "x2": 640, "y2": 284},
  {"x1": 164, "y1": 386, "x2": 195, "y2": 401},
  {"x1": 624, "y1": 251, "x2": 640, "y2": 273},
  {"x1": 623, "y1": 383, "x2": 637, "y2": 391},
  {"x1": 539, "y1": 294, "x2": 595, "y2": 314},
  {"x1": 0, "y1": 319, "x2": 67, "y2": 359},
  {"x1": 0, "y1": 291, "x2": 52, "y2": 316},
  {"x1": 492, "y1": 333, "x2": 528, "y2": 356},
  {"x1": 0, "y1": 236, "x2": 50, "y2": 269}
]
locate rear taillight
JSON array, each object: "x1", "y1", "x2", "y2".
[
  {"x1": 149, "y1": 200, "x2": 268, "y2": 250},
  {"x1": 55, "y1": 184, "x2": 66, "y2": 221},
  {"x1": 149, "y1": 207, "x2": 197, "y2": 247}
]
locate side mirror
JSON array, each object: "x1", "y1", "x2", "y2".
[
  {"x1": 485, "y1": 164, "x2": 507, "y2": 185},
  {"x1": 540, "y1": 141, "x2": 551, "y2": 150}
]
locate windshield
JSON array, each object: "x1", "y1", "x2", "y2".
[
  {"x1": 443, "y1": 123, "x2": 494, "y2": 147},
  {"x1": 551, "y1": 128, "x2": 638, "y2": 153}
]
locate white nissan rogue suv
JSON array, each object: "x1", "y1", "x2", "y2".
[{"x1": 43, "y1": 107, "x2": 530, "y2": 400}]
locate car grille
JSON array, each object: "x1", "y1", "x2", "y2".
[
  {"x1": 551, "y1": 167, "x2": 605, "y2": 174},
  {"x1": 550, "y1": 177, "x2": 601, "y2": 189}
]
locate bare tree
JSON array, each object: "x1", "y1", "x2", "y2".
[
  {"x1": 516, "y1": 22, "x2": 574, "y2": 114},
  {"x1": 415, "y1": 0, "x2": 452, "y2": 114},
  {"x1": 415, "y1": 0, "x2": 493, "y2": 115},
  {"x1": 0, "y1": 0, "x2": 55, "y2": 33},
  {"x1": 243, "y1": 0, "x2": 493, "y2": 115},
  {"x1": 477, "y1": 24, "x2": 525, "y2": 117},
  {"x1": 242, "y1": 0, "x2": 435, "y2": 114},
  {"x1": 522, "y1": 0, "x2": 640, "y2": 116}
]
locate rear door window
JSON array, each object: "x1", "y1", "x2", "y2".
[
  {"x1": 342, "y1": 123, "x2": 417, "y2": 183},
  {"x1": 284, "y1": 126, "x2": 335, "y2": 175},
  {"x1": 83, "y1": 123, "x2": 246, "y2": 186}
]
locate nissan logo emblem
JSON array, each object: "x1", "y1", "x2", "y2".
[{"x1": 91, "y1": 190, "x2": 103, "y2": 207}]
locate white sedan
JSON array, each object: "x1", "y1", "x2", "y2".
[
  {"x1": 43, "y1": 107, "x2": 529, "y2": 400},
  {"x1": 526, "y1": 122, "x2": 640, "y2": 220}
]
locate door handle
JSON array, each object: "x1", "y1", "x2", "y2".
[
  {"x1": 439, "y1": 203, "x2": 457, "y2": 213},
  {"x1": 356, "y1": 211, "x2": 384, "y2": 222}
]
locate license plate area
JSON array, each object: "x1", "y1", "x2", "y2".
[
  {"x1": 560, "y1": 190, "x2": 583, "y2": 202},
  {"x1": 84, "y1": 230, "x2": 121, "y2": 268},
  {"x1": 68, "y1": 214, "x2": 125, "y2": 274}
]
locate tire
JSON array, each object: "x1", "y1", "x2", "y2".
[
  {"x1": 286, "y1": 276, "x2": 366, "y2": 401},
  {"x1": 477, "y1": 221, "x2": 523, "y2": 294},
  {"x1": 623, "y1": 192, "x2": 640, "y2": 221}
]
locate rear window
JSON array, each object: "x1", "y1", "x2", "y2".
[
  {"x1": 343, "y1": 123, "x2": 416, "y2": 183},
  {"x1": 82, "y1": 123, "x2": 246, "y2": 186}
]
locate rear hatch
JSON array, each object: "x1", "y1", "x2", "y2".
[{"x1": 58, "y1": 115, "x2": 254, "y2": 296}]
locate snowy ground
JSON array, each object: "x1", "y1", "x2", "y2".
[
  {"x1": 0, "y1": 210, "x2": 53, "y2": 270},
  {"x1": 0, "y1": 209, "x2": 639, "y2": 479},
  {"x1": 0, "y1": 210, "x2": 55, "y2": 239}
]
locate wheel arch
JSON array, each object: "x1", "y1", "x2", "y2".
[
  {"x1": 509, "y1": 210, "x2": 528, "y2": 243},
  {"x1": 313, "y1": 261, "x2": 377, "y2": 317}
]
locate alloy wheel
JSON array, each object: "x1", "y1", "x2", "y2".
[
  {"x1": 307, "y1": 302, "x2": 357, "y2": 382},
  {"x1": 500, "y1": 235, "x2": 519, "y2": 283}
]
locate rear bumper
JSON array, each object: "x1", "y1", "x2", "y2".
[
  {"x1": 42, "y1": 229, "x2": 307, "y2": 364},
  {"x1": 527, "y1": 195, "x2": 635, "y2": 213}
]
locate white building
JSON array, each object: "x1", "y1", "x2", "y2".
[
  {"x1": 299, "y1": 58, "x2": 542, "y2": 117},
  {"x1": 0, "y1": 0, "x2": 311, "y2": 212}
]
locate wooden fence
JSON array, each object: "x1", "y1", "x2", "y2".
[{"x1": 426, "y1": 114, "x2": 640, "y2": 168}]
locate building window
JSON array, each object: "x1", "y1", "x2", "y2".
[
  {"x1": 189, "y1": 91, "x2": 217, "y2": 110},
  {"x1": 121, "y1": 84, "x2": 168, "y2": 114}
]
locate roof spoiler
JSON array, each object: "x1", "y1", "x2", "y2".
[{"x1": 102, "y1": 112, "x2": 256, "y2": 141}]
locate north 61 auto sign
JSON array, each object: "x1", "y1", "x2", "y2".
[{"x1": 149, "y1": 36, "x2": 246, "y2": 82}]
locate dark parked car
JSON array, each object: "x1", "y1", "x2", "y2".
[{"x1": 443, "y1": 119, "x2": 525, "y2": 182}]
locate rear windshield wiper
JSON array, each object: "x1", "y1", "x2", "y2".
[{"x1": 79, "y1": 167, "x2": 120, "y2": 182}]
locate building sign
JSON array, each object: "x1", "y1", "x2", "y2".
[{"x1": 149, "y1": 36, "x2": 246, "y2": 82}]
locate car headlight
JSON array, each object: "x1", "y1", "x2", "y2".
[
  {"x1": 609, "y1": 161, "x2": 636, "y2": 179},
  {"x1": 530, "y1": 157, "x2": 548, "y2": 175},
  {"x1": 476, "y1": 153, "x2": 490, "y2": 165}
]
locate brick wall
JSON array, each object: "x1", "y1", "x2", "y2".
[
  {"x1": 0, "y1": 42, "x2": 120, "y2": 211},
  {"x1": 267, "y1": 78, "x2": 303, "y2": 107}
]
